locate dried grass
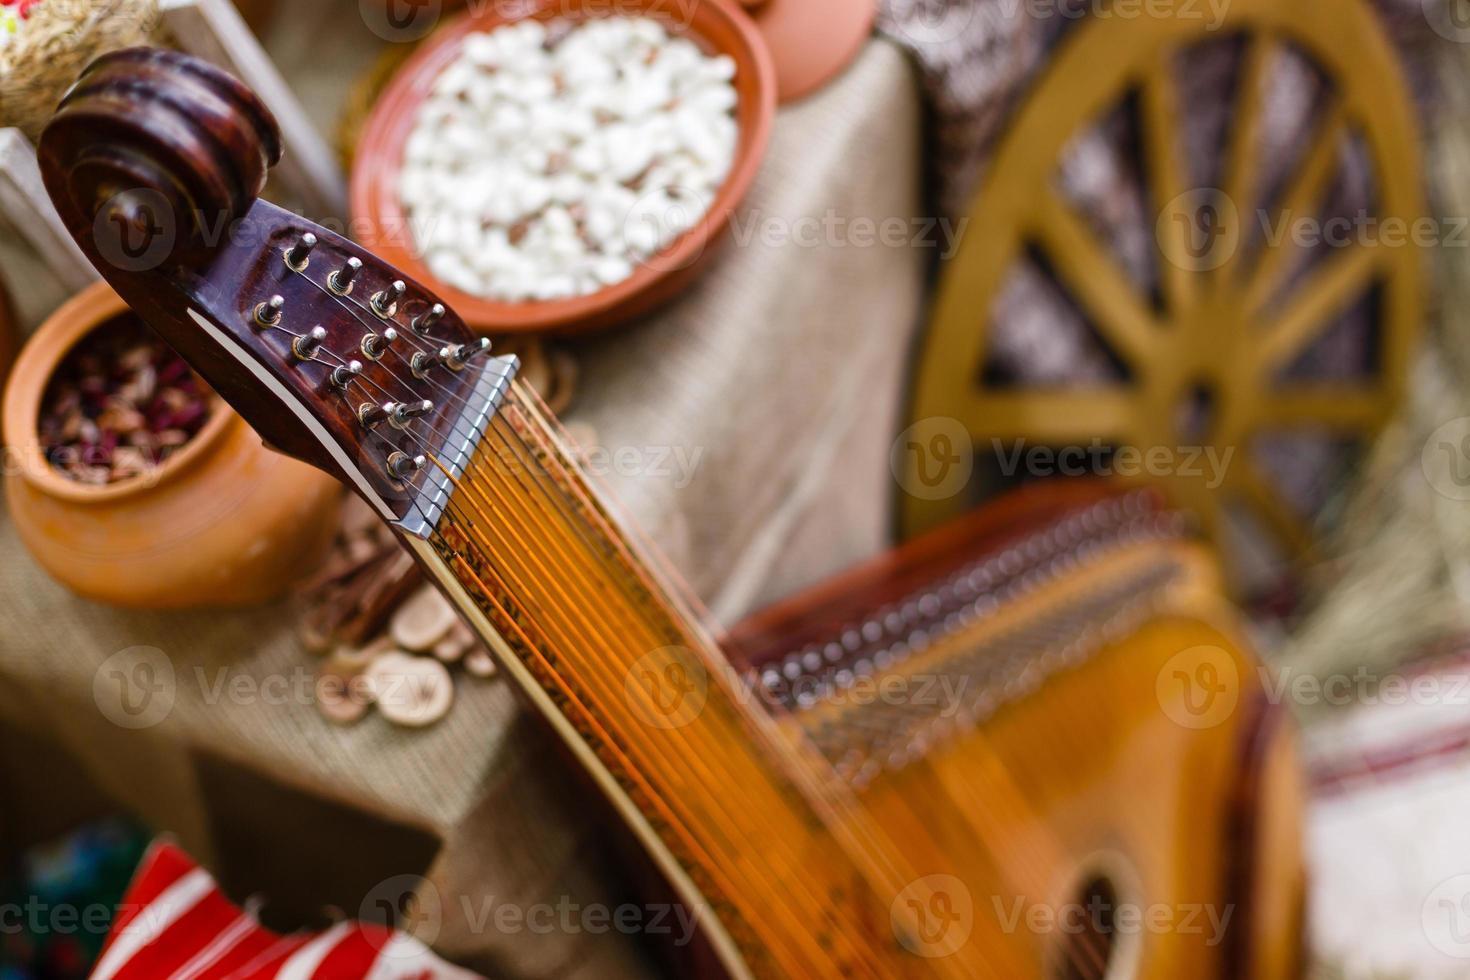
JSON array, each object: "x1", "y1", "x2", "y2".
[
  {"x1": 1276, "y1": 36, "x2": 1470, "y2": 708},
  {"x1": 0, "y1": 0, "x2": 163, "y2": 141}
]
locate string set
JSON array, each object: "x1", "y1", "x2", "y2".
[{"x1": 286, "y1": 255, "x2": 1125, "y2": 980}]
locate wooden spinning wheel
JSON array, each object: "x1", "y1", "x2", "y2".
[{"x1": 900, "y1": 0, "x2": 1424, "y2": 582}]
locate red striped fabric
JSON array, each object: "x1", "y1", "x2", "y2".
[{"x1": 90, "y1": 842, "x2": 483, "y2": 980}]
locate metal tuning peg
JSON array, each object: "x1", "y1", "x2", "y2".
[
  {"x1": 386, "y1": 451, "x2": 426, "y2": 482},
  {"x1": 358, "y1": 402, "x2": 391, "y2": 429},
  {"x1": 410, "y1": 349, "x2": 442, "y2": 378},
  {"x1": 412, "y1": 302, "x2": 445, "y2": 334},
  {"x1": 291, "y1": 325, "x2": 327, "y2": 360},
  {"x1": 252, "y1": 294, "x2": 283, "y2": 328},
  {"x1": 371, "y1": 279, "x2": 405, "y2": 318},
  {"x1": 443, "y1": 337, "x2": 492, "y2": 371},
  {"x1": 329, "y1": 359, "x2": 362, "y2": 390},
  {"x1": 361, "y1": 327, "x2": 397, "y2": 360},
  {"x1": 329, "y1": 256, "x2": 362, "y2": 294},
  {"x1": 284, "y1": 232, "x2": 316, "y2": 271},
  {"x1": 389, "y1": 399, "x2": 434, "y2": 427}
]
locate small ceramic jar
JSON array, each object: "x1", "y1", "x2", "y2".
[{"x1": 2, "y1": 282, "x2": 343, "y2": 609}]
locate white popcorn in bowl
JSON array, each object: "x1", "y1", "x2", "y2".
[{"x1": 398, "y1": 15, "x2": 740, "y2": 303}]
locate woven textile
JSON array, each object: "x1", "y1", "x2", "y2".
[{"x1": 91, "y1": 840, "x2": 482, "y2": 979}]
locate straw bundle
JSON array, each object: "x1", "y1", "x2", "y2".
[
  {"x1": 0, "y1": 0, "x2": 162, "y2": 141},
  {"x1": 1277, "y1": 36, "x2": 1470, "y2": 705}
]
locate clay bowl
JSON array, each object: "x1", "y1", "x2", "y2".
[
  {"x1": 2, "y1": 282, "x2": 342, "y2": 609},
  {"x1": 743, "y1": 0, "x2": 877, "y2": 103},
  {"x1": 351, "y1": 0, "x2": 776, "y2": 335}
]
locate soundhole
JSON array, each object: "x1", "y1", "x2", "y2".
[{"x1": 1054, "y1": 875, "x2": 1121, "y2": 980}]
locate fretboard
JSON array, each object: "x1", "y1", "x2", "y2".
[{"x1": 403, "y1": 383, "x2": 1007, "y2": 980}]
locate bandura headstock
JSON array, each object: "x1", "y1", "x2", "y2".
[{"x1": 38, "y1": 47, "x2": 516, "y2": 537}]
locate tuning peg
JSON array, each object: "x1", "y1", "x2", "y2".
[
  {"x1": 329, "y1": 256, "x2": 362, "y2": 294},
  {"x1": 285, "y1": 232, "x2": 317, "y2": 271},
  {"x1": 291, "y1": 325, "x2": 327, "y2": 360},
  {"x1": 412, "y1": 303, "x2": 445, "y2": 334},
  {"x1": 410, "y1": 349, "x2": 442, "y2": 378},
  {"x1": 329, "y1": 359, "x2": 363, "y2": 389},
  {"x1": 361, "y1": 327, "x2": 398, "y2": 360},
  {"x1": 386, "y1": 451, "x2": 427, "y2": 481},
  {"x1": 371, "y1": 279, "x2": 406, "y2": 317},
  {"x1": 252, "y1": 294, "x2": 284, "y2": 328},
  {"x1": 389, "y1": 399, "x2": 434, "y2": 427},
  {"x1": 358, "y1": 403, "x2": 390, "y2": 429},
  {"x1": 443, "y1": 337, "x2": 492, "y2": 370}
]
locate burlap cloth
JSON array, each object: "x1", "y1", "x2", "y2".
[{"x1": 0, "y1": 37, "x2": 923, "y2": 977}]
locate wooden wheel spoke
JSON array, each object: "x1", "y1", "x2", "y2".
[
  {"x1": 1257, "y1": 243, "x2": 1379, "y2": 373},
  {"x1": 966, "y1": 389, "x2": 1136, "y2": 444},
  {"x1": 902, "y1": 2, "x2": 1425, "y2": 585},
  {"x1": 1245, "y1": 101, "x2": 1348, "y2": 311},
  {"x1": 1165, "y1": 477, "x2": 1228, "y2": 545},
  {"x1": 1220, "y1": 32, "x2": 1275, "y2": 278},
  {"x1": 1233, "y1": 460, "x2": 1313, "y2": 556},
  {"x1": 1032, "y1": 192, "x2": 1161, "y2": 366},
  {"x1": 1264, "y1": 385, "x2": 1388, "y2": 431},
  {"x1": 1139, "y1": 54, "x2": 1195, "y2": 313}
]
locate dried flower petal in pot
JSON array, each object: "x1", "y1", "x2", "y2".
[
  {"x1": 37, "y1": 313, "x2": 215, "y2": 486},
  {"x1": 2, "y1": 282, "x2": 343, "y2": 609}
]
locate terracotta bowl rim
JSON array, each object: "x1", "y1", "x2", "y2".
[
  {"x1": 349, "y1": 0, "x2": 777, "y2": 335},
  {"x1": 2, "y1": 280, "x2": 238, "y2": 505}
]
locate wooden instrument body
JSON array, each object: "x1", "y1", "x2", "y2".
[
  {"x1": 730, "y1": 483, "x2": 1305, "y2": 980},
  {"x1": 38, "y1": 50, "x2": 1305, "y2": 980}
]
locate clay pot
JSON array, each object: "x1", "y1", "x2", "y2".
[
  {"x1": 2, "y1": 282, "x2": 343, "y2": 609},
  {"x1": 741, "y1": 0, "x2": 877, "y2": 103}
]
